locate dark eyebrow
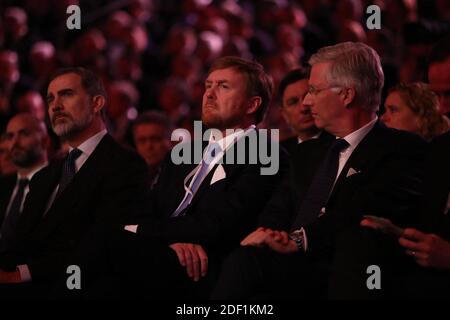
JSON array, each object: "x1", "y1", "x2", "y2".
[
  {"x1": 46, "y1": 88, "x2": 75, "y2": 101},
  {"x1": 58, "y1": 88, "x2": 75, "y2": 95},
  {"x1": 205, "y1": 80, "x2": 230, "y2": 84}
]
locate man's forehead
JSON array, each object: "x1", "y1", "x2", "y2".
[
  {"x1": 48, "y1": 73, "x2": 82, "y2": 91},
  {"x1": 206, "y1": 67, "x2": 243, "y2": 81},
  {"x1": 7, "y1": 117, "x2": 38, "y2": 132},
  {"x1": 309, "y1": 63, "x2": 331, "y2": 83}
]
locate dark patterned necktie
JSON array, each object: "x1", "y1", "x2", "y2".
[
  {"x1": 291, "y1": 138, "x2": 349, "y2": 230},
  {"x1": 1, "y1": 178, "x2": 29, "y2": 245},
  {"x1": 57, "y1": 148, "x2": 82, "y2": 197}
]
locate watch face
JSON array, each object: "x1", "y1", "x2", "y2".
[{"x1": 290, "y1": 230, "x2": 302, "y2": 240}]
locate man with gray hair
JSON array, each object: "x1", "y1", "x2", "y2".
[
  {"x1": 212, "y1": 42, "x2": 427, "y2": 299},
  {"x1": 0, "y1": 114, "x2": 48, "y2": 250}
]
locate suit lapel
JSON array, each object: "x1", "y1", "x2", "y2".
[
  {"x1": 329, "y1": 121, "x2": 387, "y2": 201},
  {"x1": 185, "y1": 129, "x2": 258, "y2": 213},
  {"x1": 0, "y1": 175, "x2": 17, "y2": 224},
  {"x1": 30, "y1": 135, "x2": 112, "y2": 238},
  {"x1": 14, "y1": 160, "x2": 62, "y2": 239},
  {"x1": 291, "y1": 132, "x2": 335, "y2": 203}
]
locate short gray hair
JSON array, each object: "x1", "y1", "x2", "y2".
[{"x1": 309, "y1": 42, "x2": 384, "y2": 112}]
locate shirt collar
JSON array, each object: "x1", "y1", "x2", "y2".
[
  {"x1": 17, "y1": 162, "x2": 48, "y2": 181},
  {"x1": 208, "y1": 125, "x2": 256, "y2": 152},
  {"x1": 298, "y1": 131, "x2": 322, "y2": 144},
  {"x1": 69, "y1": 129, "x2": 107, "y2": 158},
  {"x1": 341, "y1": 117, "x2": 377, "y2": 151},
  {"x1": 203, "y1": 125, "x2": 256, "y2": 162}
]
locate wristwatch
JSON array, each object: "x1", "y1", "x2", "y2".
[{"x1": 289, "y1": 229, "x2": 305, "y2": 251}]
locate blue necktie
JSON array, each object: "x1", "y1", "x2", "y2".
[
  {"x1": 0, "y1": 178, "x2": 29, "y2": 246},
  {"x1": 171, "y1": 143, "x2": 221, "y2": 217},
  {"x1": 57, "y1": 148, "x2": 82, "y2": 197},
  {"x1": 291, "y1": 138, "x2": 349, "y2": 230}
]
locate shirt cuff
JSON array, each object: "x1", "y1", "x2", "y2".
[
  {"x1": 17, "y1": 264, "x2": 32, "y2": 282},
  {"x1": 124, "y1": 225, "x2": 138, "y2": 233},
  {"x1": 300, "y1": 227, "x2": 308, "y2": 252}
]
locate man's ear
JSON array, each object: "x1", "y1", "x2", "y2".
[
  {"x1": 342, "y1": 87, "x2": 356, "y2": 107},
  {"x1": 91, "y1": 95, "x2": 106, "y2": 114},
  {"x1": 246, "y1": 96, "x2": 262, "y2": 115}
]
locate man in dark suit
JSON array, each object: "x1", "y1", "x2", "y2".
[
  {"x1": 211, "y1": 42, "x2": 427, "y2": 299},
  {"x1": 355, "y1": 131, "x2": 449, "y2": 299},
  {"x1": 0, "y1": 113, "x2": 49, "y2": 250},
  {"x1": 0, "y1": 68, "x2": 149, "y2": 298},
  {"x1": 95, "y1": 56, "x2": 286, "y2": 299},
  {"x1": 278, "y1": 68, "x2": 321, "y2": 155}
]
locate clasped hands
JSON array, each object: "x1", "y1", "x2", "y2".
[
  {"x1": 240, "y1": 227, "x2": 299, "y2": 254},
  {"x1": 0, "y1": 268, "x2": 22, "y2": 284},
  {"x1": 169, "y1": 227, "x2": 299, "y2": 282}
]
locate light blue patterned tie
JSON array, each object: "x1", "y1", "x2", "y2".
[{"x1": 171, "y1": 143, "x2": 221, "y2": 217}]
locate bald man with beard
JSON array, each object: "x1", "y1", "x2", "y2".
[{"x1": 0, "y1": 113, "x2": 48, "y2": 246}]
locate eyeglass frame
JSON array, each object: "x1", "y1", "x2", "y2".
[{"x1": 307, "y1": 85, "x2": 342, "y2": 97}]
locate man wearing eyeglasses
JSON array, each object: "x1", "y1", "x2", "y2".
[{"x1": 212, "y1": 42, "x2": 428, "y2": 299}]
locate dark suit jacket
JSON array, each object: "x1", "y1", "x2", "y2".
[
  {"x1": 258, "y1": 121, "x2": 427, "y2": 259},
  {"x1": 0, "y1": 174, "x2": 16, "y2": 226},
  {"x1": 0, "y1": 134, "x2": 149, "y2": 283},
  {"x1": 419, "y1": 131, "x2": 450, "y2": 240},
  {"x1": 280, "y1": 136, "x2": 299, "y2": 156},
  {"x1": 136, "y1": 129, "x2": 287, "y2": 256}
]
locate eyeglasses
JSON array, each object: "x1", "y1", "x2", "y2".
[{"x1": 307, "y1": 85, "x2": 341, "y2": 96}]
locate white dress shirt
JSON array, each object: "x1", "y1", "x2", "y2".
[{"x1": 3, "y1": 163, "x2": 48, "y2": 221}]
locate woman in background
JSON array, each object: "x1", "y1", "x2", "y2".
[{"x1": 382, "y1": 82, "x2": 448, "y2": 141}]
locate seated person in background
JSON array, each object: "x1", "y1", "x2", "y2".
[
  {"x1": 360, "y1": 131, "x2": 449, "y2": 299},
  {"x1": 382, "y1": 82, "x2": 448, "y2": 141},
  {"x1": 131, "y1": 111, "x2": 174, "y2": 189},
  {"x1": 0, "y1": 114, "x2": 49, "y2": 251},
  {"x1": 427, "y1": 35, "x2": 450, "y2": 119},
  {"x1": 278, "y1": 68, "x2": 321, "y2": 154},
  {"x1": 0, "y1": 134, "x2": 17, "y2": 177}
]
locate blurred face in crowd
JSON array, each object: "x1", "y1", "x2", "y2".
[
  {"x1": 133, "y1": 123, "x2": 171, "y2": 167},
  {"x1": 5, "y1": 114, "x2": 47, "y2": 168},
  {"x1": 382, "y1": 91, "x2": 420, "y2": 134},
  {"x1": 46, "y1": 73, "x2": 94, "y2": 138},
  {"x1": 202, "y1": 67, "x2": 255, "y2": 131},
  {"x1": 428, "y1": 57, "x2": 450, "y2": 116},
  {"x1": 280, "y1": 79, "x2": 317, "y2": 136},
  {"x1": 303, "y1": 62, "x2": 346, "y2": 135},
  {"x1": 16, "y1": 91, "x2": 47, "y2": 121},
  {"x1": 0, "y1": 137, "x2": 17, "y2": 175}
]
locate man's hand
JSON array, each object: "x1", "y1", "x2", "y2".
[
  {"x1": 169, "y1": 243, "x2": 208, "y2": 281},
  {"x1": 400, "y1": 228, "x2": 450, "y2": 270},
  {"x1": 0, "y1": 268, "x2": 22, "y2": 284},
  {"x1": 241, "y1": 228, "x2": 298, "y2": 254},
  {"x1": 240, "y1": 227, "x2": 270, "y2": 247},
  {"x1": 265, "y1": 231, "x2": 299, "y2": 254}
]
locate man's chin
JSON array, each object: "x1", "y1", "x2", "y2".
[{"x1": 52, "y1": 123, "x2": 75, "y2": 138}]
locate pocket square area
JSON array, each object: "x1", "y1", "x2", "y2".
[
  {"x1": 346, "y1": 167, "x2": 360, "y2": 177},
  {"x1": 211, "y1": 164, "x2": 226, "y2": 185}
]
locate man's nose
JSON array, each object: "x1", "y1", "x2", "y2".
[{"x1": 302, "y1": 92, "x2": 312, "y2": 106}]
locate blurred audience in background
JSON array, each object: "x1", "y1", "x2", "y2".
[
  {"x1": 382, "y1": 82, "x2": 449, "y2": 140},
  {"x1": 131, "y1": 111, "x2": 173, "y2": 189}
]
